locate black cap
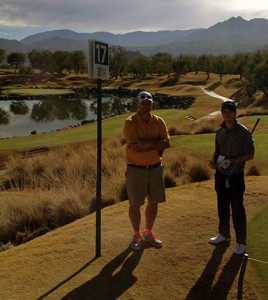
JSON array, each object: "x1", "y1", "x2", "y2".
[{"x1": 220, "y1": 101, "x2": 237, "y2": 112}]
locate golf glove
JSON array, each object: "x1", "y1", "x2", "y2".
[{"x1": 218, "y1": 159, "x2": 230, "y2": 169}]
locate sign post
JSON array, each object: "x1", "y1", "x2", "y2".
[{"x1": 88, "y1": 40, "x2": 109, "y2": 257}]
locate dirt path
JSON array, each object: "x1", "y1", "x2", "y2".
[
  {"x1": 0, "y1": 176, "x2": 267, "y2": 299},
  {"x1": 199, "y1": 86, "x2": 235, "y2": 102}
]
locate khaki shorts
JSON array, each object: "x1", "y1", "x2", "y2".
[{"x1": 125, "y1": 164, "x2": 166, "y2": 206}]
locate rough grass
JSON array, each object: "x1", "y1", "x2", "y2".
[
  {"x1": 0, "y1": 89, "x2": 267, "y2": 248},
  {"x1": 0, "y1": 138, "x2": 218, "y2": 249}
]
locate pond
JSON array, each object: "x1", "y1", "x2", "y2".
[{"x1": 0, "y1": 97, "x2": 134, "y2": 138}]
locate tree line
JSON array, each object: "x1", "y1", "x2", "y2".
[
  {"x1": 0, "y1": 46, "x2": 267, "y2": 98},
  {"x1": 0, "y1": 49, "x2": 87, "y2": 75}
]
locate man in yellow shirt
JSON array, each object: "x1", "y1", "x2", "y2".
[{"x1": 123, "y1": 91, "x2": 171, "y2": 250}]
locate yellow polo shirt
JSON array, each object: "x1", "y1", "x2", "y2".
[{"x1": 123, "y1": 112, "x2": 170, "y2": 165}]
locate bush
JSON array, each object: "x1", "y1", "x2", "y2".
[
  {"x1": 194, "y1": 126, "x2": 216, "y2": 134},
  {"x1": 0, "y1": 138, "x2": 217, "y2": 249},
  {"x1": 247, "y1": 165, "x2": 261, "y2": 176},
  {"x1": 190, "y1": 115, "x2": 222, "y2": 135},
  {"x1": 170, "y1": 160, "x2": 185, "y2": 177},
  {"x1": 169, "y1": 126, "x2": 190, "y2": 136},
  {"x1": 19, "y1": 66, "x2": 32, "y2": 74},
  {"x1": 164, "y1": 173, "x2": 177, "y2": 188},
  {"x1": 187, "y1": 160, "x2": 212, "y2": 183}
]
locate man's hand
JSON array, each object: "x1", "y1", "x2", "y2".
[{"x1": 218, "y1": 159, "x2": 230, "y2": 169}]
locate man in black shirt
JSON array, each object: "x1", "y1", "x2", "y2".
[{"x1": 209, "y1": 101, "x2": 255, "y2": 255}]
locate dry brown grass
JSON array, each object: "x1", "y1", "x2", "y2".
[
  {"x1": 190, "y1": 114, "x2": 223, "y2": 134},
  {"x1": 238, "y1": 107, "x2": 268, "y2": 117},
  {"x1": 0, "y1": 135, "x2": 220, "y2": 250},
  {"x1": 0, "y1": 138, "x2": 126, "y2": 247}
]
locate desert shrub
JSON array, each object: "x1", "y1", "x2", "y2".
[
  {"x1": 0, "y1": 242, "x2": 13, "y2": 252},
  {"x1": 238, "y1": 108, "x2": 268, "y2": 117},
  {"x1": 19, "y1": 66, "x2": 32, "y2": 74},
  {"x1": 169, "y1": 127, "x2": 179, "y2": 136},
  {"x1": 191, "y1": 115, "x2": 222, "y2": 135},
  {"x1": 169, "y1": 157, "x2": 187, "y2": 177},
  {"x1": 246, "y1": 165, "x2": 261, "y2": 176},
  {"x1": 169, "y1": 126, "x2": 190, "y2": 136},
  {"x1": 164, "y1": 172, "x2": 177, "y2": 188},
  {"x1": 187, "y1": 159, "x2": 212, "y2": 183},
  {"x1": 0, "y1": 137, "x2": 127, "y2": 248},
  {"x1": 0, "y1": 152, "x2": 10, "y2": 169},
  {"x1": 89, "y1": 196, "x2": 116, "y2": 214},
  {"x1": 0, "y1": 187, "x2": 93, "y2": 246},
  {"x1": 194, "y1": 126, "x2": 216, "y2": 134},
  {"x1": 0, "y1": 137, "x2": 217, "y2": 250},
  {"x1": 163, "y1": 149, "x2": 188, "y2": 178},
  {"x1": 0, "y1": 196, "x2": 53, "y2": 245},
  {"x1": 53, "y1": 195, "x2": 88, "y2": 226},
  {"x1": 118, "y1": 182, "x2": 128, "y2": 201}
]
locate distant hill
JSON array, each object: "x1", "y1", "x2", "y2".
[
  {"x1": 0, "y1": 38, "x2": 28, "y2": 53},
  {"x1": 0, "y1": 17, "x2": 268, "y2": 57},
  {"x1": 131, "y1": 17, "x2": 268, "y2": 56},
  {"x1": 20, "y1": 28, "x2": 201, "y2": 47}
]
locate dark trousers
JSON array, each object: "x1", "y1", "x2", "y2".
[{"x1": 215, "y1": 171, "x2": 246, "y2": 244}]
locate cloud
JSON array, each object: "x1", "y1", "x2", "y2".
[{"x1": 0, "y1": 0, "x2": 267, "y2": 35}]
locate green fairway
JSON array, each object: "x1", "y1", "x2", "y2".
[
  {"x1": 173, "y1": 133, "x2": 215, "y2": 156},
  {"x1": 0, "y1": 109, "x2": 187, "y2": 151},
  {"x1": 1, "y1": 108, "x2": 267, "y2": 168},
  {"x1": 173, "y1": 131, "x2": 268, "y2": 162},
  {"x1": 248, "y1": 206, "x2": 268, "y2": 296}
]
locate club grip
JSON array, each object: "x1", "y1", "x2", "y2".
[{"x1": 251, "y1": 118, "x2": 260, "y2": 135}]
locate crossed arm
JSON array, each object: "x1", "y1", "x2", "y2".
[{"x1": 129, "y1": 138, "x2": 171, "y2": 152}]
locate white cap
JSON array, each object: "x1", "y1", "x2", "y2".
[{"x1": 137, "y1": 91, "x2": 153, "y2": 102}]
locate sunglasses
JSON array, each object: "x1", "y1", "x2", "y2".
[{"x1": 140, "y1": 95, "x2": 152, "y2": 99}]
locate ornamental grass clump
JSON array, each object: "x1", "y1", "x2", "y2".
[{"x1": 0, "y1": 137, "x2": 215, "y2": 250}]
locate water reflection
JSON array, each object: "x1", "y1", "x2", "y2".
[
  {"x1": 10, "y1": 100, "x2": 29, "y2": 115},
  {"x1": 0, "y1": 108, "x2": 9, "y2": 125},
  {"x1": 31, "y1": 99, "x2": 88, "y2": 123},
  {"x1": 90, "y1": 97, "x2": 134, "y2": 117},
  {"x1": 0, "y1": 96, "x2": 134, "y2": 138}
]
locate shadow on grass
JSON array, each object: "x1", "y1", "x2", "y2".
[
  {"x1": 58, "y1": 245, "x2": 145, "y2": 300},
  {"x1": 36, "y1": 257, "x2": 97, "y2": 300},
  {"x1": 186, "y1": 243, "x2": 247, "y2": 299}
]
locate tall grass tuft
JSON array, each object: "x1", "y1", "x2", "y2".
[
  {"x1": 191, "y1": 114, "x2": 222, "y2": 135},
  {"x1": 164, "y1": 171, "x2": 177, "y2": 188},
  {"x1": 246, "y1": 164, "x2": 261, "y2": 176},
  {"x1": 1, "y1": 137, "x2": 127, "y2": 250},
  {"x1": 0, "y1": 135, "x2": 245, "y2": 250},
  {"x1": 168, "y1": 126, "x2": 191, "y2": 136},
  {"x1": 187, "y1": 159, "x2": 212, "y2": 183}
]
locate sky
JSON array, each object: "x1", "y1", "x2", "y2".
[{"x1": 0, "y1": 0, "x2": 267, "y2": 40}]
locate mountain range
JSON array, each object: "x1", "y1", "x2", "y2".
[{"x1": 0, "y1": 16, "x2": 268, "y2": 57}]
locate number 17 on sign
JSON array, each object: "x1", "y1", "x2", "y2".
[{"x1": 88, "y1": 40, "x2": 109, "y2": 80}]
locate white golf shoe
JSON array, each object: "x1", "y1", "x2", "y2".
[{"x1": 209, "y1": 234, "x2": 231, "y2": 244}]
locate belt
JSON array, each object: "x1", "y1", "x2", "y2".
[{"x1": 128, "y1": 162, "x2": 161, "y2": 170}]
